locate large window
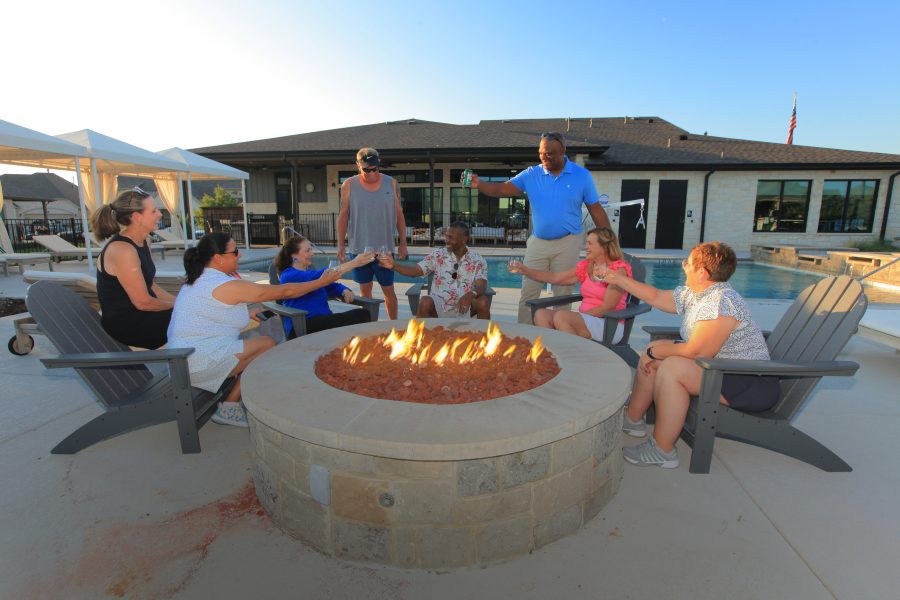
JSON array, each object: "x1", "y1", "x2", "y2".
[
  {"x1": 753, "y1": 180, "x2": 811, "y2": 232},
  {"x1": 400, "y1": 188, "x2": 443, "y2": 227},
  {"x1": 817, "y1": 180, "x2": 879, "y2": 233}
]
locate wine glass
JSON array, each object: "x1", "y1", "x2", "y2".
[
  {"x1": 327, "y1": 259, "x2": 340, "y2": 273},
  {"x1": 507, "y1": 256, "x2": 523, "y2": 273},
  {"x1": 378, "y1": 244, "x2": 390, "y2": 259}
]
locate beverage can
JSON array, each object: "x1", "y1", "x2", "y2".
[{"x1": 461, "y1": 169, "x2": 473, "y2": 188}]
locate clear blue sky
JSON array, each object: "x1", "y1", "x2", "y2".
[{"x1": 3, "y1": 0, "x2": 898, "y2": 177}]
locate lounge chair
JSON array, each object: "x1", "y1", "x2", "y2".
[
  {"x1": 858, "y1": 308, "x2": 900, "y2": 354},
  {"x1": 526, "y1": 253, "x2": 652, "y2": 368},
  {"x1": 154, "y1": 228, "x2": 197, "y2": 250},
  {"x1": 26, "y1": 280, "x2": 232, "y2": 454},
  {"x1": 33, "y1": 234, "x2": 166, "y2": 261},
  {"x1": 262, "y1": 261, "x2": 383, "y2": 338},
  {"x1": 406, "y1": 271, "x2": 497, "y2": 318},
  {"x1": 0, "y1": 251, "x2": 54, "y2": 277},
  {"x1": 644, "y1": 275, "x2": 866, "y2": 473}
]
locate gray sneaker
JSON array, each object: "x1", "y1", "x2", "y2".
[
  {"x1": 211, "y1": 402, "x2": 249, "y2": 428},
  {"x1": 623, "y1": 438, "x2": 679, "y2": 469},
  {"x1": 622, "y1": 414, "x2": 648, "y2": 438}
]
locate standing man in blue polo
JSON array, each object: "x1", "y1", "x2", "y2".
[{"x1": 468, "y1": 132, "x2": 611, "y2": 323}]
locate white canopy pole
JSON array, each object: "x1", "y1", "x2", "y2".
[
  {"x1": 187, "y1": 173, "x2": 196, "y2": 241},
  {"x1": 74, "y1": 157, "x2": 94, "y2": 271},
  {"x1": 90, "y1": 158, "x2": 102, "y2": 206},
  {"x1": 241, "y1": 179, "x2": 250, "y2": 250}
]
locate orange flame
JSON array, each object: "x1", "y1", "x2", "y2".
[{"x1": 340, "y1": 319, "x2": 543, "y2": 367}]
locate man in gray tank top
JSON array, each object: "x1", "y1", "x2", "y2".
[{"x1": 337, "y1": 148, "x2": 408, "y2": 319}]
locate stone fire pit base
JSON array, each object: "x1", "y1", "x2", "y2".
[
  {"x1": 242, "y1": 319, "x2": 629, "y2": 569},
  {"x1": 249, "y1": 411, "x2": 622, "y2": 569}
]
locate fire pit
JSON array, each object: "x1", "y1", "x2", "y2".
[{"x1": 242, "y1": 319, "x2": 629, "y2": 569}]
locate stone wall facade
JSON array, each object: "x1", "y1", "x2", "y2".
[{"x1": 248, "y1": 410, "x2": 623, "y2": 569}]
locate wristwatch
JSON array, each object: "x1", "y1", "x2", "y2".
[{"x1": 646, "y1": 346, "x2": 658, "y2": 360}]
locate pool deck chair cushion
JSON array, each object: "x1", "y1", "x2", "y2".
[
  {"x1": 26, "y1": 280, "x2": 231, "y2": 454},
  {"x1": 644, "y1": 275, "x2": 866, "y2": 474},
  {"x1": 526, "y1": 253, "x2": 652, "y2": 368}
]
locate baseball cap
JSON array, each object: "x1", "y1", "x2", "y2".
[{"x1": 356, "y1": 147, "x2": 380, "y2": 167}]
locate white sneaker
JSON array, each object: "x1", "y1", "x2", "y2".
[
  {"x1": 622, "y1": 415, "x2": 648, "y2": 438},
  {"x1": 623, "y1": 438, "x2": 679, "y2": 469},
  {"x1": 211, "y1": 402, "x2": 249, "y2": 428}
]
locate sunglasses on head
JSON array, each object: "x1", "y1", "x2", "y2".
[{"x1": 541, "y1": 131, "x2": 565, "y2": 144}]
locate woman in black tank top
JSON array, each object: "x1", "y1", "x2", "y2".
[{"x1": 91, "y1": 188, "x2": 176, "y2": 349}]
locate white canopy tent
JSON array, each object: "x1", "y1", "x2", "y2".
[
  {"x1": 157, "y1": 147, "x2": 250, "y2": 249},
  {"x1": 0, "y1": 119, "x2": 90, "y2": 257}
]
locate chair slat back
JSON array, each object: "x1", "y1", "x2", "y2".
[
  {"x1": 26, "y1": 281, "x2": 152, "y2": 406},
  {"x1": 765, "y1": 275, "x2": 867, "y2": 418}
]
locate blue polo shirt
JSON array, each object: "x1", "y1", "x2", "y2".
[{"x1": 509, "y1": 157, "x2": 599, "y2": 239}]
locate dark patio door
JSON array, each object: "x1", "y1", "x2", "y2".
[
  {"x1": 619, "y1": 179, "x2": 649, "y2": 248},
  {"x1": 655, "y1": 180, "x2": 688, "y2": 249}
]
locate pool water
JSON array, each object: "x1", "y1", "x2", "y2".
[{"x1": 244, "y1": 256, "x2": 850, "y2": 300}]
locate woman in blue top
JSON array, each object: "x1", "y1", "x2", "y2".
[{"x1": 274, "y1": 236, "x2": 375, "y2": 337}]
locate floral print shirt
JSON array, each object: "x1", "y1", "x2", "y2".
[{"x1": 418, "y1": 247, "x2": 488, "y2": 311}]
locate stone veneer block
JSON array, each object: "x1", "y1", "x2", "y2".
[
  {"x1": 475, "y1": 514, "x2": 533, "y2": 562},
  {"x1": 457, "y1": 458, "x2": 499, "y2": 497},
  {"x1": 499, "y1": 446, "x2": 551, "y2": 488},
  {"x1": 534, "y1": 504, "x2": 583, "y2": 550},
  {"x1": 451, "y1": 485, "x2": 532, "y2": 525},
  {"x1": 334, "y1": 520, "x2": 390, "y2": 562},
  {"x1": 243, "y1": 319, "x2": 627, "y2": 568},
  {"x1": 331, "y1": 473, "x2": 390, "y2": 525},
  {"x1": 390, "y1": 480, "x2": 455, "y2": 524}
]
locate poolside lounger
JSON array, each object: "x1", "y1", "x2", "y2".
[
  {"x1": 154, "y1": 228, "x2": 197, "y2": 249},
  {"x1": 644, "y1": 275, "x2": 866, "y2": 474},
  {"x1": 33, "y1": 234, "x2": 166, "y2": 261},
  {"x1": 26, "y1": 280, "x2": 231, "y2": 454},
  {"x1": 0, "y1": 251, "x2": 54, "y2": 276},
  {"x1": 526, "y1": 253, "x2": 652, "y2": 369}
]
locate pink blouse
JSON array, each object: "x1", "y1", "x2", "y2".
[{"x1": 576, "y1": 259, "x2": 632, "y2": 313}]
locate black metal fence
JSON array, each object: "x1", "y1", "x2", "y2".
[{"x1": 3, "y1": 218, "x2": 87, "y2": 252}]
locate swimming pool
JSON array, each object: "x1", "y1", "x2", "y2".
[{"x1": 242, "y1": 256, "x2": 842, "y2": 300}]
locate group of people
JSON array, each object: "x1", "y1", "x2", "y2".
[{"x1": 88, "y1": 135, "x2": 778, "y2": 470}]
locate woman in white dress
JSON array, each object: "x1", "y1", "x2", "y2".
[{"x1": 167, "y1": 233, "x2": 346, "y2": 427}]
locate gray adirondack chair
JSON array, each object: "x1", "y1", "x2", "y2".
[
  {"x1": 406, "y1": 272, "x2": 497, "y2": 316},
  {"x1": 644, "y1": 274, "x2": 866, "y2": 473},
  {"x1": 526, "y1": 253, "x2": 652, "y2": 368},
  {"x1": 263, "y1": 261, "x2": 382, "y2": 339},
  {"x1": 26, "y1": 280, "x2": 232, "y2": 454}
]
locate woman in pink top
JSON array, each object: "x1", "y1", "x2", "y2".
[{"x1": 509, "y1": 228, "x2": 631, "y2": 342}]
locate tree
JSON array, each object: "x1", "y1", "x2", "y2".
[{"x1": 199, "y1": 185, "x2": 239, "y2": 208}]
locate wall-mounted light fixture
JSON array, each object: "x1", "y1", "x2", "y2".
[{"x1": 305, "y1": 183, "x2": 316, "y2": 193}]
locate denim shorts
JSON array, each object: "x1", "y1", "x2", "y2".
[{"x1": 349, "y1": 253, "x2": 395, "y2": 286}]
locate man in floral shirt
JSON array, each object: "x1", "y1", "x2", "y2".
[{"x1": 379, "y1": 222, "x2": 490, "y2": 319}]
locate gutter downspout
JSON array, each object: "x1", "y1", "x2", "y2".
[
  {"x1": 699, "y1": 170, "x2": 715, "y2": 243},
  {"x1": 879, "y1": 170, "x2": 900, "y2": 242}
]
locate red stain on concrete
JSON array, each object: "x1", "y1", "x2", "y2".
[{"x1": 17, "y1": 478, "x2": 268, "y2": 599}]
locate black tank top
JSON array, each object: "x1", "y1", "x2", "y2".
[{"x1": 97, "y1": 234, "x2": 157, "y2": 319}]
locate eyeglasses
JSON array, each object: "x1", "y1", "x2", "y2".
[
  {"x1": 541, "y1": 132, "x2": 565, "y2": 144},
  {"x1": 451, "y1": 262, "x2": 459, "y2": 280},
  {"x1": 361, "y1": 166, "x2": 379, "y2": 173}
]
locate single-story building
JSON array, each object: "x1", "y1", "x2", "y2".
[
  {"x1": 192, "y1": 117, "x2": 900, "y2": 252},
  {"x1": 0, "y1": 172, "x2": 81, "y2": 221}
]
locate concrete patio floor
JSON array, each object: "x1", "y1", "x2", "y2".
[{"x1": 1, "y1": 254, "x2": 898, "y2": 600}]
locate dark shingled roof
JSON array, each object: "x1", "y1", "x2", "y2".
[
  {"x1": 191, "y1": 117, "x2": 900, "y2": 170},
  {"x1": 0, "y1": 173, "x2": 80, "y2": 203}
]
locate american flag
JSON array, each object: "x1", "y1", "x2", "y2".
[{"x1": 787, "y1": 94, "x2": 797, "y2": 145}]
